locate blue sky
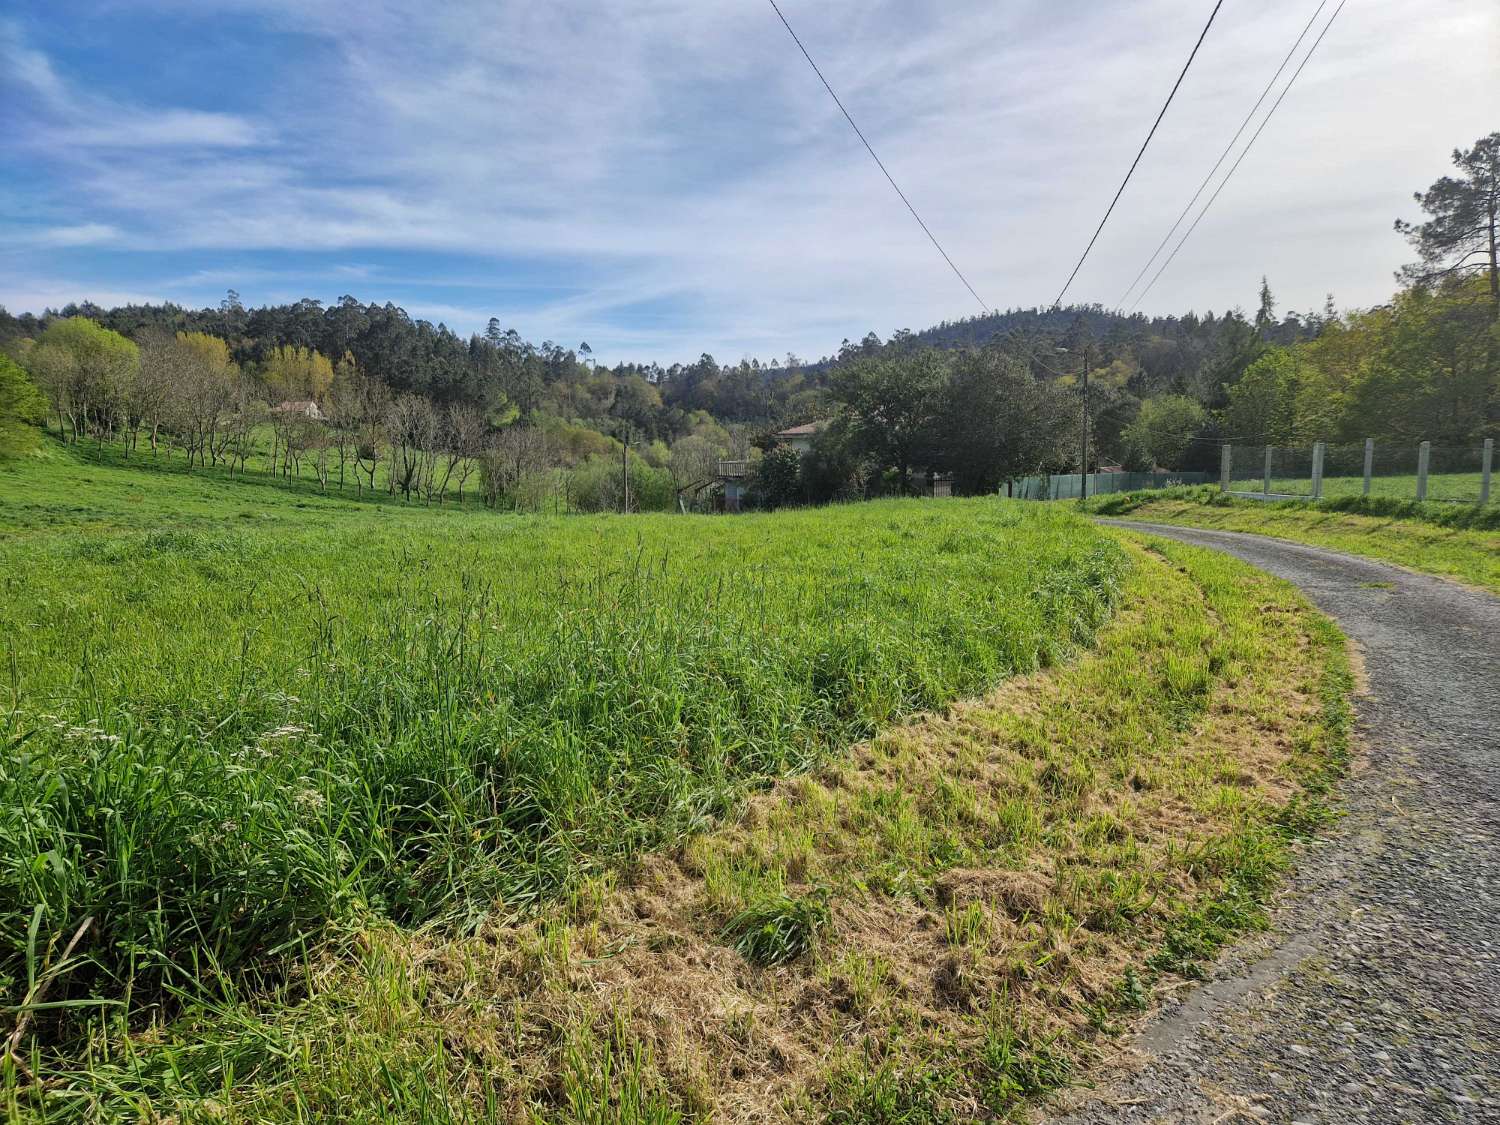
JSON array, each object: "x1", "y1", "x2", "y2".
[{"x1": 3, "y1": 0, "x2": 1496, "y2": 364}]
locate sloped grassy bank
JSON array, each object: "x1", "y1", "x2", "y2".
[
  {"x1": 7, "y1": 527, "x2": 1352, "y2": 1122},
  {"x1": 1084, "y1": 485, "x2": 1500, "y2": 593},
  {"x1": 1, "y1": 496, "x2": 1123, "y2": 1106}
]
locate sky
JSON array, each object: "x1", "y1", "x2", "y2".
[{"x1": 2, "y1": 0, "x2": 1497, "y2": 365}]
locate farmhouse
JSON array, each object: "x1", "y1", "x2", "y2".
[{"x1": 774, "y1": 420, "x2": 824, "y2": 453}]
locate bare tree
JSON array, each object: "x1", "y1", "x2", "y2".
[
  {"x1": 387, "y1": 393, "x2": 439, "y2": 501},
  {"x1": 668, "y1": 434, "x2": 722, "y2": 512},
  {"x1": 447, "y1": 403, "x2": 486, "y2": 503},
  {"x1": 479, "y1": 425, "x2": 552, "y2": 508},
  {"x1": 135, "y1": 333, "x2": 189, "y2": 456}
]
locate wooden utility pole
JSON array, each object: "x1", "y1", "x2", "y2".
[
  {"x1": 620, "y1": 425, "x2": 631, "y2": 514},
  {"x1": 1080, "y1": 346, "x2": 1091, "y2": 501}
]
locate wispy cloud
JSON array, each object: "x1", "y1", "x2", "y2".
[
  {"x1": 23, "y1": 222, "x2": 121, "y2": 247},
  {"x1": 2, "y1": 1, "x2": 1497, "y2": 360},
  {"x1": 2, "y1": 19, "x2": 266, "y2": 149}
]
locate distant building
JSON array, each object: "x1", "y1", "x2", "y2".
[
  {"x1": 773, "y1": 421, "x2": 825, "y2": 454},
  {"x1": 717, "y1": 458, "x2": 752, "y2": 512},
  {"x1": 270, "y1": 400, "x2": 323, "y2": 420}
]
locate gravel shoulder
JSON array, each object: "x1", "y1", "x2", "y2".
[{"x1": 1050, "y1": 521, "x2": 1500, "y2": 1125}]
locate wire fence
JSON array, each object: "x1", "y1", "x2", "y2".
[
  {"x1": 1220, "y1": 439, "x2": 1495, "y2": 505},
  {"x1": 1010, "y1": 470, "x2": 1210, "y2": 500}
]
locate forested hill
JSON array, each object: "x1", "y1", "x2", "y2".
[{"x1": 901, "y1": 302, "x2": 1319, "y2": 353}]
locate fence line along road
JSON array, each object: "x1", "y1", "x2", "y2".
[{"x1": 1217, "y1": 438, "x2": 1494, "y2": 505}]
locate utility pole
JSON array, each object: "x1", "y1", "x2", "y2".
[
  {"x1": 1058, "y1": 343, "x2": 1091, "y2": 500},
  {"x1": 620, "y1": 425, "x2": 631, "y2": 514},
  {"x1": 1080, "y1": 345, "x2": 1091, "y2": 501}
]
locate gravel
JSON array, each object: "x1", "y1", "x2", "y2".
[{"x1": 1050, "y1": 522, "x2": 1500, "y2": 1125}]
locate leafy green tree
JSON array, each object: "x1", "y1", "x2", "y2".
[
  {"x1": 1396, "y1": 132, "x2": 1499, "y2": 320},
  {"x1": 931, "y1": 347, "x2": 1073, "y2": 493},
  {"x1": 1121, "y1": 395, "x2": 1207, "y2": 469},
  {"x1": 262, "y1": 344, "x2": 333, "y2": 402},
  {"x1": 752, "y1": 445, "x2": 802, "y2": 509},
  {"x1": 26, "y1": 317, "x2": 139, "y2": 442},
  {"x1": 1222, "y1": 348, "x2": 1305, "y2": 446},
  {"x1": 1339, "y1": 278, "x2": 1497, "y2": 442},
  {"x1": 830, "y1": 349, "x2": 948, "y2": 492},
  {"x1": 0, "y1": 353, "x2": 46, "y2": 457}
]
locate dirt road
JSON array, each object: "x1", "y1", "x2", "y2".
[{"x1": 1053, "y1": 522, "x2": 1500, "y2": 1124}]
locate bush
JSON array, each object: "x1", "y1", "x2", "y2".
[
  {"x1": 567, "y1": 455, "x2": 674, "y2": 513},
  {"x1": 0, "y1": 353, "x2": 47, "y2": 457},
  {"x1": 751, "y1": 446, "x2": 802, "y2": 509}
]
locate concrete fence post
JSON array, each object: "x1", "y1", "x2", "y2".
[
  {"x1": 1263, "y1": 446, "x2": 1273, "y2": 496},
  {"x1": 1363, "y1": 438, "x2": 1374, "y2": 497},
  {"x1": 1481, "y1": 438, "x2": 1493, "y2": 506},
  {"x1": 1416, "y1": 440, "x2": 1431, "y2": 501},
  {"x1": 1311, "y1": 442, "x2": 1325, "y2": 500},
  {"x1": 1220, "y1": 444, "x2": 1231, "y2": 492}
]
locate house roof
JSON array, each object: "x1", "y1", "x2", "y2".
[
  {"x1": 775, "y1": 421, "x2": 824, "y2": 437},
  {"x1": 271, "y1": 400, "x2": 319, "y2": 411}
]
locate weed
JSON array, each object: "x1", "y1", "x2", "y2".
[
  {"x1": 722, "y1": 889, "x2": 830, "y2": 966},
  {"x1": 942, "y1": 901, "x2": 988, "y2": 948}
]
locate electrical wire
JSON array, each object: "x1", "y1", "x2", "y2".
[
  {"x1": 1130, "y1": 0, "x2": 1348, "y2": 311},
  {"x1": 765, "y1": 0, "x2": 990, "y2": 312},
  {"x1": 1117, "y1": 0, "x2": 1330, "y2": 308},
  {"x1": 1050, "y1": 0, "x2": 1226, "y2": 309}
]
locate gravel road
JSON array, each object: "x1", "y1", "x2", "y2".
[{"x1": 1050, "y1": 522, "x2": 1500, "y2": 1125}]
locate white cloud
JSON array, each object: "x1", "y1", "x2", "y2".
[
  {"x1": 26, "y1": 223, "x2": 121, "y2": 247},
  {"x1": 0, "y1": 280, "x2": 167, "y2": 312},
  {"x1": 4, "y1": 0, "x2": 1498, "y2": 360},
  {"x1": 2, "y1": 21, "x2": 265, "y2": 150}
]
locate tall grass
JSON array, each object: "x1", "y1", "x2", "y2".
[{"x1": 0, "y1": 467, "x2": 1125, "y2": 1051}]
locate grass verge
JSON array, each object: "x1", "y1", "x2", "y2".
[
  {"x1": 1084, "y1": 485, "x2": 1500, "y2": 594},
  {"x1": 10, "y1": 532, "x2": 1353, "y2": 1122}
]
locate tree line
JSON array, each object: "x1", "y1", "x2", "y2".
[{"x1": 1, "y1": 131, "x2": 1493, "y2": 507}]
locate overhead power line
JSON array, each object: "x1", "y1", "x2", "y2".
[
  {"x1": 1050, "y1": 0, "x2": 1226, "y2": 310},
  {"x1": 764, "y1": 0, "x2": 990, "y2": 312},
  {"x1": 1117, "y1": 0, "x2": 1331, "y2": 308},
  {"x1": 1131, "y1": 0, "x2": 1348, "y2": 311}
]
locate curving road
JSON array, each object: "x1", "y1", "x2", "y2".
[{"x1": 1053, "y1": 522, "x2": 1500, "y2": 1124}]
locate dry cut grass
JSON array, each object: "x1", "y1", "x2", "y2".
[{"x1": 31, "y1": 533, "x2": 1351, "y2": 1123}]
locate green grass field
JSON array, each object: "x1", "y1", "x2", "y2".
[
  {"x1": 37, "y1": 419, "x2": 492, "y2": 507},
  {"x1": 0, "y1": 445, "x2": 1122, "y2": 1096},
  {"x1": 1084, "y1": 486, "x2": 1500, "y2": 594},
  {"x1": 0, "y1": 449, "x2": 1354, "y2": 1121}
]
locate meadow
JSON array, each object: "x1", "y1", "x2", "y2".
[
  {"x1": 0, "y1": 446, "x2": 1358, "y2": 1121},
  {"x1": 0, "y1": 444, "x2": 1125, "y2": 1097}
]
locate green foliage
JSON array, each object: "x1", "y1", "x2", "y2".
[
  {"x1": 566, "y1": 452, "x2": 674, "y2": 512},
  {"x1": 933, "y1": 347, "x2": 1073, "y2": 492},
  {"x1": 1396, "y1": 130, "x2": 1500, "y2": 318},
  {"x1": 975, "y1": 1015, "x2": 1072, "y2": 1109},
  {"x1": 722, "y1": 889, "x2": 830, "y2": 965},
  {"x1": 1121, "y1": 394, "x2": 1206, "y2": 469},
  {"x1": 752, "y1": 444, "x2": 802, "y2": 508},
  {"x1": 825, "y1": 1056, "x2": 957, "y2": 1124},
  {"x1": 830, "y1": 349, "x2": 949, "y2": 491},
  {"x1": 0, "y1": 353, "x2": 46, "y2": 457},
  {"x1": 25, "y1": 317, "x2": 139, "y2": 440}
]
